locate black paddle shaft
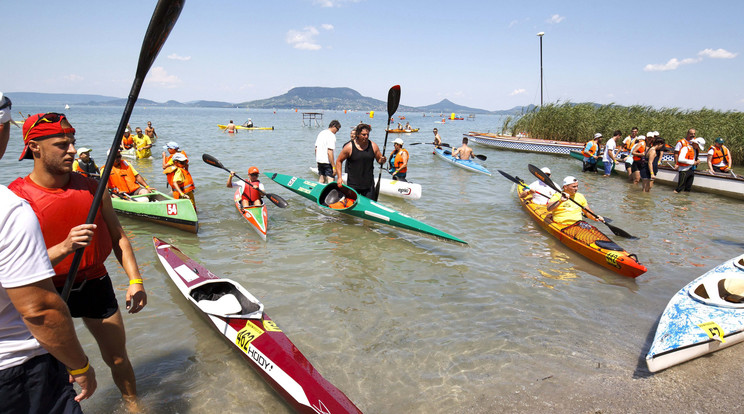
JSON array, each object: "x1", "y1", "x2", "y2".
[
  {"x1": 201, "y1": 153, "x2": 289, "y2": 208},
  {"x1": 373, "y1": 85, "x2": 402, "y2": 201},
  {"x1": 61, "y1": 0, "x2": 185, "y2": 301}
]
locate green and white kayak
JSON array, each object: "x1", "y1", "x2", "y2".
[
  {"x1": 111, "y1": 190, "x2": 198, "y2": 233},
  {"x1": 265, "y1": 172, "x2": 466, "y2": 244}
]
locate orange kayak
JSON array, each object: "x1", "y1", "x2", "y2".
[{"x1": 517, "y1": 184, "x2": 647, "y2": 278}]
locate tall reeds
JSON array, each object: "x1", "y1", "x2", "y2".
[{"x1": 509, "y1": 102, "x2": 743, "y2": 165}]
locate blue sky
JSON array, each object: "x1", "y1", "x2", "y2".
[{"x1": 4, "y1": 0, "x2": 743, "y2": 111}]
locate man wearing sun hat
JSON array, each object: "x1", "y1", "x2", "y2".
[
  {"x1": 228, "y1": 166, "x2": 264, "y2": 209},
  {"x1": 72, "y1": 147, "x2": 100, "y2": 180},
  {"x1": 519, "y1": 166, "x2": 557, "y2": 205},
  {"x1": 9, "y1": 112, "x2": 146, "y2": 407},
  {"x1": 388, "y1": 137, "x2": 409, "y2": 181},
  {"x1": 546, "y1": 175, "x2": 604, "y2": 225},
  {"x1": 0, "y1": 101, "x2": 98, "y2": 411}
]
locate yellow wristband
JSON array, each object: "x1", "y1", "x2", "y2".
[
  {"x1": 67, "y1": 359, "x2": 90, "y2": 376},
  {"x1": 129, "y1": 279, "x2": 143, "y2": 285}
]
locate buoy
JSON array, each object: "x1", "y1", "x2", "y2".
[
  {"x1": 369, "y1": 110, "x2": 374, "y2": 118},
  {"x1": 450, "y1": 112, "x2": 456, "y2": 120},
  {"x1": 344, "y1": 109, "x2": 347, "y2": 114}
]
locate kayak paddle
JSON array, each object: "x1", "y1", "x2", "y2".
[
  {"x1": 62, "y1": 0, "x2": 185, "y2": 302},
  {"x1": 202, "y1": 153, "x2": 289, "y2": 208},
  {"x1": 497, "y1": 170, "x2": 555, "y2": 201},
  {"x1": 527, "y1": 164, "x2": 638, "y2": 240},
  {"x1": 373, "y1": 85, "x2": 401, "y2": 201}
]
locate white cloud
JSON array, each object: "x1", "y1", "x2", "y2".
[
  {"x1": 321, "y1": 23, "x2": 334, "y2": 31},
  {"x1": 547, "y1": 14, "x2": 565, "y2": 24},
  {"x1": 144, "y1": 67, "x2": 181, "y2": 87},
  {"x1": 510, "y1": 88, "x2": 526, "y2": 96},
  {"x1": 287, "y1": 26, "x2": 322, "y2": 50},
  {"x1": 63, "y1": 74, "x2": 84, "y2": 82},
  {"x1": 698, "y1": 48, "x2": 737, "y2": 59},
  {"x1": 167, "y1": 53, "x2": 191, "y2": 61},
  {"x1": 643, "y1": 57, "x2": 701, "y2": 72}
]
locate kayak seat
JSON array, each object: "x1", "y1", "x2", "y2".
[
  {"x1": 198, "y1": 294, "x2": 242, "y2": 315},
  {"x1": 323, "y1": 189, "x2": 344, "y2": 206},
  {"x1": 595, "y1": 239, "x2": 624, "y2": 252}
]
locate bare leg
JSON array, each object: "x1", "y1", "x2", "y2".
[{"x1": 83, "y1": 310, "x2": 137, "y2": 404}]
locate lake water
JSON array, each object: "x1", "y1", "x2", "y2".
[{"x1": 3, "y1": 105, "x2": 744, "y2": 413}]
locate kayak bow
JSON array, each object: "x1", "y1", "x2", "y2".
[
  {"x1": 152, "y1": 237, "x2": 362, "y2": 413},
  {"x1": 234, "y1": 188, "x2": 268, "y2": 240},
  {"x1": 265, "y1": 172, "x2": 466, "y2": 244}
]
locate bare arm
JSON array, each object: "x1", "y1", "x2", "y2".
[
  {"x1": 100, "y1": 195, "x2": 147, "y2": 314},
  {"x1": 47, "y1": 224, "x2": 97, "y2": 267},
  {"x1": 372, "y1": 142, "x2": 386, "y2": 165},
  {"x1": 335, "y1": 143, "x2": 351, "y2": 187},
  {"x1": 7, "y1": 280, "x2": 96, "y2": 401}
]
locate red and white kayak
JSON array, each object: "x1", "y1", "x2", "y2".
[
  {"x1": 153, "y1": 237, "x2": 363, "y2": 413},
  {"x1": 234, "y1": 188, "x2": 268, "y2": 240}
]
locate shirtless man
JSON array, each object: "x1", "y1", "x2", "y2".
[
  {"x1": 433, "y1": 128, "x2": 442, "y2": 148},
  {"x1": 452, "y1": 137, "x2": 473, "y2": 160},
  {"x1": 224, "y1": 120, "x2": 237, "y2": 134},
  {"x1": 144, "y1": 121, "x2": 157, "y2": 140}
]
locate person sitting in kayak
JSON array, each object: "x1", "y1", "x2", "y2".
[
  {"x1": 103, "y1": 149, "x2": 153, "y2": 198},
  {"x1": 545, "y1": 176, "x2": 604, "y2": 225},
  {"x1": 171, "y1": 153, "x2": 196, "y2": 210},
  {"x1": 452, "y1": 137, "x2": 473, "y2": 160},
  {"x1": 242, "y1": 119, "x2": 254, "y2": 128},
  {"x1": 121, "y1": 130, "x2": 134, "y2": 150},
  {"x1": 162, "y1": 141, "x2": 188, "y2": 190},
  {"x1": 433, "y1": 128, "x2": 442, "y2": 149},
  {"x1": 404, "y1": 122, "x2": 411, "y2": 131},
  {"x1": 228, "y1": 166, "x2": 264, "y2": 209},
  {"x1": 519, "y1": 167, "x2": 556, "y2": 205},
  {"x1": 72, "y1": 147, "x2": 100, "y2": 180},
  {"x1": 388, "y1": 138, "x2": 409, "y2": 181}
]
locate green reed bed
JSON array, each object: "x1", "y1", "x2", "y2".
[{"x1": 508, "y1": 102, "x2": 743, "y2": 165}]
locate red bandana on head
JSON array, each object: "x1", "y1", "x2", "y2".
[{"x1": 19, "y1": 113, "x2": 75, "y2": 160}]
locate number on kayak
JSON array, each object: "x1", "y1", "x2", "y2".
[
  {"x1": 697, "y1": 321, "x2": 726, "y2": 343},
  {"x1": 236, "y1": 321, "x2": 265, "y2": 352},
  {"x1": 263, "y1": 320, "x2": 282, "y2": 332}
]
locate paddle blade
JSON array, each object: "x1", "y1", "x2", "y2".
[
  {"x1": 528, "y1": 164, "x2": 560, "y2": 192},
  {"x1": 497, "y1": 170, "x2": 525, "y2": 186},
  {"x1": 202, "y1": 153, "x2": 227, "y2": 170},
  {"x1": 475, "y1": 154, "x2": 487, "y2": 161},
  {"x1": 605, "y1": 222, "x2": 638, "y2": 240},
  {"x1": 135, "y1": 0, "x2": 185, "y2": 80},
  {"x1": 387, "y1": 85, "x2": 401, "y2": 117},
  {"x1": 266, "y1": 193, "x2": 289, "y2": 208}
]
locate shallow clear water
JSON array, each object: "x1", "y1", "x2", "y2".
[{"x1": 3, "y1": 105, "x2": 743, "y2": 413}]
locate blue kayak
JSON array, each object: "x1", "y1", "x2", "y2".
[{"x1": 433, "y1": 147, "x2": 491, "y2": 176}]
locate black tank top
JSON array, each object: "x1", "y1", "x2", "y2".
[{"x1": 346, "y1": 140, "x2": 375, "y2": 189}]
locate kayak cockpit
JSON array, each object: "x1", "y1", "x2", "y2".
[
  {"x1": 691, "y1": 275, "x2": 744, "y2": 308},
  {"x1": 190, "y1": 280, "x2": 263, "y2": 318},
  {"x1": 320, "y1": 184, "x2": 358, "y2": 210}
]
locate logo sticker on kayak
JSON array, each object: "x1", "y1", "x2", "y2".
[
  {"x1": 235, "y1": 321, "x2": 265, "y2": 352},
  {"x1": 698, "y1": 321, "x2": 726, "y2": 343},
  {"x1": 167, "y1": 203, "x2": 178, "y2": 215},
  {"x1": 263, "y1": 320, "x2": 282, "y2": 332},
  {"x1": 605, "y1": 252, "x2": 621, "y2": 269}
]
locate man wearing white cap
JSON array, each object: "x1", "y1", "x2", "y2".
[
  {"x1": 546, "y1": 176, "x2": 604, "y2": 225},
  {"x1": 72, "y1": 147, "x2": 100, "y2": 180},
  {"x1": 388, "y1": 137, "x2": 409, "y2": 181},
  {"x1": 674, "y1": 137, "x2": 705, "y2": 193},
  {"x1": 519, "y1": 167, "x2": 557, "y2": 205}
]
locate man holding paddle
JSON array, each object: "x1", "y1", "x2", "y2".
[
  {"x1": 335, "y1": 123, "x2": 386, "y2": 198},
  {"x1": 452, "y1": 137, "x2": 474, "y2": 160},
  {"x1": 546, "y1": 176, "x2": 604, "y2": 225},
  {"x1": 10, "y1": 113, "x2": 146, "y2": 408}
]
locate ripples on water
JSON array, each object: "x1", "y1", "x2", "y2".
[{"x1": 2, "y1": 106, "x2": 743, "y2": 413}]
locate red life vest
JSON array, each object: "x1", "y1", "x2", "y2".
[
  {"x1": 8, "y1": 174, "x2": 113, "y2": 287},
  {"x1": 581, "y1": 141, "x2": 598, "y2": 157},
  {"x1": 105, "y1": 160, "x2": 141, "y2": 194},
  {"x1": 392, "y1": 148, "x2": 409, "y2": 173},
  {"x1": 241, "y1": 180, "x2": 261, "y2": 203},
  {"x1": 709, "y1": 145, "x2": 730, "y2": 167}
]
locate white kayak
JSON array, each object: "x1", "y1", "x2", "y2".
[
  {"x1": 309, "y1": 167, "x2": 422, "y2": 200},
  {"x1": 646, "y1": 254, "x2": 744, "y2": 372}
]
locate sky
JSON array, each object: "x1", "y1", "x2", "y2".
[{"x1": 3, "y1": 0, "x2": 743, "y2": 111}]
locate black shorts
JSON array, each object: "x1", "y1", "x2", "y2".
[
  {"x1": 630, "y1": 161, "x2": 642, "y2": 173},
  {"x1": 57, "y1": 274, "x2": 119, "y2": 319},
  {"x1": 351, "y1": 186, "x2": 375, "y2": 199},
  {"x1": 0, "y1": 354, "x2": 82, "y2": 414},
  {"x1": 316, "y1": 163, "x2": 334, "y2": 177},
  {"x1": 639, "y1": 163, "x2": 652, "y2": 179}
]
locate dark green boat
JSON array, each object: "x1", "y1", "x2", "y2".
[{"x1": 265, "y1": 172, "x2": 466, "y2": 244}]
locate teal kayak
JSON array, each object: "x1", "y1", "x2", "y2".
[
  {"x1": 433, "y1": 147, "x2": 491, "y2": 175},
  {"x1": 264, "y1": 172, "x2": 466, "y2": 244}
]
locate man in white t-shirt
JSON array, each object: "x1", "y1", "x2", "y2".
[
  {"x1": 602, "y1": 130, "x2": 620, "y2": 177},
  {"x1": 519, "y1": 167, "x2": 557, "y2": 205},
  {"x1": 315, "y1": 120, "x2": 341, "y2": 183},
  {"x1": 0, "y1": 94, "x2": 96, "y2": 412}
]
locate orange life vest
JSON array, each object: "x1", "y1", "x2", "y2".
[
  {"x1": 392, "y1": 148, "x2": 409, "y2": 173},
  {"x1": 632, "y1": 141, "x2": 647, "y2": 162},
  {"x1": 581, "y1": 141, "x2": 598, "y2": 157},
  {"x1": 709, "y1": 145, "x2": 731, "y2": 167},
  {"x1": 240, "y1": 180, "x2": 261, "y2": 204},
  {"x1": 8, "y1": 174, "x2": 113, "y2": 287},
  {"x1": 105, "y1": 160, "x2": 141, "y2": 194},
  {"x1": 329, "y1": 197, "x2": 354, "y2": 209},
  {"x1": 164, "y1": 150, "x2": 188, "y2": 188},
  {"x1": 676, "y1": 142, "x2": 695, "y2": 168},
  {"x1": 122, "y1": 135, "x2": 134, "y2": 149},
  {"x1": 172, "y1": 166, "x2": 195, "y2": 198}
]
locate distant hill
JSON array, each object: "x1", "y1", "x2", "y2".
[{"x1": 7, "y1": 89, "x2": 543, "y2": 114}]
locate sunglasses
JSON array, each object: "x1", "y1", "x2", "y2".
[{"x1": 24, "y1": 113, "x2": 68, "y2": 142}]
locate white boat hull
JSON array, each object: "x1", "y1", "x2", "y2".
[{"x1": 309, "y1": 167, "x2": 422, "y2": 200}]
